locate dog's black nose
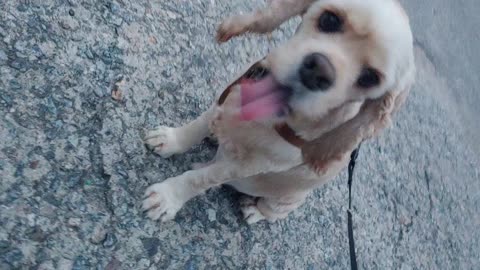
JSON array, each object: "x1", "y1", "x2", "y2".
[{"x1": 299, "y1": 53, "x2": 335, "y2": 91}]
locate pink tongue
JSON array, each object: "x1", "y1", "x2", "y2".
[{"x1": 240, "y1": 76, "x2": 285, "y2": 121}]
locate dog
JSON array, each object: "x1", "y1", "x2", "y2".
[{"x1": 142, "y1": 0, "x2": 415, "y2": 224}]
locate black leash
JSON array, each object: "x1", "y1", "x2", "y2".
[{"x1": 347, "y1": 144, "x2": 361, "y2": 270}]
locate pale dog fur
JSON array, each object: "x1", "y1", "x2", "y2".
[{"x1": 143, "y1": 0, "x2": 415, "y2": 224}]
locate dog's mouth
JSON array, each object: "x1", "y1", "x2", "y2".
[{"x1": 239, "y1": 69, "x2": 293, "y2": 121}]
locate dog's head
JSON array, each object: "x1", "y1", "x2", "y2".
[{"x1": 247, "y1": 0, "x2": 415, "y2": 121}]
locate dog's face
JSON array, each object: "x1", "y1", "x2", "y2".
[{"x1": 267, "y1": 0, "x2": 415, "y2": 120}]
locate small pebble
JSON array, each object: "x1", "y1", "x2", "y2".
[
  {"x1": 69, "y1": 9, "x2": 75, "y2": 16},
  {"x1": 90, "y1": 227, "x2": 107, "y2": 244},
  {"x1": 207, "y1": 209, "x2": 216, "y2": 221},
  {"x1": 67, "y1": 217, "x2": 81, "y2": 228}
]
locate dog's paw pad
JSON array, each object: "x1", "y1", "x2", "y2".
[
  {"x1": 142, "y1": 182, "x2": 183, "y2": 222},
  {"x1": 144, "y1": 126, "x2": 182, "y2": 158}
]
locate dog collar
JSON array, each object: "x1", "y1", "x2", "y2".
[{"x1": 274, "y1": 123, "x2": 307, "y2": 148}]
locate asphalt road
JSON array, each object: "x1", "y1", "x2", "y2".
[
  {"x1": 0, "y1": 0, "x2": 478, "y2": 269},
  {"x1": 403, "y1": 0, "x2": 480, "y2": 154}
]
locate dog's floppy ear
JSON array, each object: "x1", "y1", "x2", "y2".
[
  {"x1": 302, "y1": 50, "x2": 416, "y2": 174},
  {"x1": 302, "y1": 82, "x2": 413, "y2": 174}
]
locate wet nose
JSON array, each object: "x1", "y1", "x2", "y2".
[{"x1": 299, "y1": 53, "x2": 336, "y2": 91}]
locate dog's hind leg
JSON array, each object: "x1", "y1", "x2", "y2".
[
  {"x1": 217, "y1": 0, "x2": 315, "y2": 42},
  {"x1": 145, "y1": 106, "x2": 214, "y2": 158}
]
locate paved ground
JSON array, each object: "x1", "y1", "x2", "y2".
[{"x1": 0, "y1": 0, "x2": 479, "y2": 269}]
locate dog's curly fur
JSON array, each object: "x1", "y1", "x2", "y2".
[{"x1": 143, "y1": 0, "x2": 415, "y2": 224}]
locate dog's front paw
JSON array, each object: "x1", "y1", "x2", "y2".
[
  {"x1": 217, "y1": 15, "x2": 251, "y2": 43},
  {"x1": 240, "y1": 197, "x2": 266, "y2": 224},
  {"x1": 142, "y1": 181, "x2": 185, "y2": 222},
  {"x1": 144, "y1": 126, "x2": 183, "y2": 158}
]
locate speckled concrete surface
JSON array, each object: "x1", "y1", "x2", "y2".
[{"x1": 0, "y1": 0, "x2": 479, "y2": 269}]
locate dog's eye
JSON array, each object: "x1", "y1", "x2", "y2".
[
  {"x1": 318, "y1": 11, "x2": 343, "y2": 33},
  {"x1": 357, "y1": 68, "x2": 381, "y2": 88}
]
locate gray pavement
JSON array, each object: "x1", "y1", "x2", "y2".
[{"x1": 0, "y1": 0, "x2": 479, "y2": 269}]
